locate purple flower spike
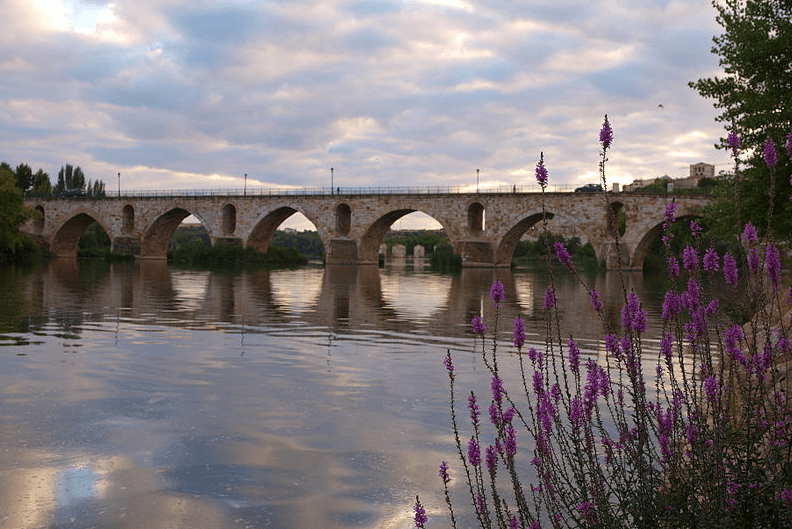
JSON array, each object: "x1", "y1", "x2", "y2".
[
  {"x1": 589, "y1": 289, "x2": 604, "y2": 312},
  {"x1": 490, "y1": 280, "x2": 504, "y2": 305},
  {"x1": 543, "y1": 286, "x2": 556, "y2": 309},
  {"x1": 600, "y1": 115, "x2": 613, "y2": 149},
  {"x1": 766, "y1": 243, "x2": 781, "y2": 287},
  {"x1": 471, "y1": 315, "x2": 486, "y2": 335},
  {"x1": 682, "y1": 245, "x2": 698, "y2": 271},
  {"x1": 664, "y1": 201, "x2": 678, "y2": 225},
  {"x1": 467, "y1": 437, "x2": 481, "y2": 467},
  {"x1": 513, "y1": 317, "x2": 525, "y2": 349},
  {"x1": 723, "y1": 252, "x2": 738, "y2": 287},
  {"x1": 439, "y1": 461, "x2": 450, "y2": 484},
  {"x1": 727, "y1": 129, "x2": 740, "y2": 157},
  {"x1": 743, "y1": 222, "x2": 758, "y2": 243},
  {"x1": 553, "y1": 241, "x2": 573, "y2": 269},
  {"x1": 413, "y1": 497, "x2": 428, "y2": 528},
  {"x1": 703, "y1": 248, "x2": 719, "y2": 272},
  {"x1": 567, "y1": 338, "x2": 581, "y2": 374},
  {"x1": 764, "y1": 137, "x2": 778, "y2": 169},
  {"x1": 535, "y1": 152, "x2": 548, "y2": 186}
]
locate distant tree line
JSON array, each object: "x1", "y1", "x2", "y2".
[{"x1": 0, "y1": 161, "x2": 106, "y2": 197}]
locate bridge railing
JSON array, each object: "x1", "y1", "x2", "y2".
[{"x1": 97, "y1": 184, "x2": 581, "y2": 198}]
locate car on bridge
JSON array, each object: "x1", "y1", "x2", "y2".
[{"x1": 574, "y1": 183, "x2": 603, "y2": 193}]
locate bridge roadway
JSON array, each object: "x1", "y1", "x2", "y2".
[{"x1": 22, "y1": 189, "x2": 711, "y2": 269}]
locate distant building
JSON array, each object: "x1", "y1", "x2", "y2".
[{"x1": 622, "y1": 163, "x2": 714, "y2": 192}]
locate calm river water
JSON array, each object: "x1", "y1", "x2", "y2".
[{"x1": 0, "y1": 259, "x2": 668, "y2": 529}]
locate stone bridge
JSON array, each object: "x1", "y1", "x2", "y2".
[{"x1": 22, "y1": 191, "x2": 711, "y2": 269}]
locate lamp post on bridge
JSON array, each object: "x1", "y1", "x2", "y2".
[
  {"x1": 244, "y1": 173, "x2": 247, "y2": 196},
  {"x1": 477, "y1": 168, "x2": 479, "y2": 193},
  {"x1": 117, "y1": 172, "x2": 120, "y2": 197},
  {"x1": 331, "y1": 167, "x2": 334, "y2": 195}
]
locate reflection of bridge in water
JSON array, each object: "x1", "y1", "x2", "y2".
[{"x1": 23, "y1": 261, "x2": 658, "y2": 345}]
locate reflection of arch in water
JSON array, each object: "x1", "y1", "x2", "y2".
[
  {"x1": 169, "y1": 270, "x2": 211, "y2": 312},
  {"x1": 268, "y1": 269, "x2": 325, "y2": 316},
  {"x1": 379, "y1": 273, "x2": 453, "y2": 324}
]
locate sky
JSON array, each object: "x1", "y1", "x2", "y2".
[{"x1": 1, "y1": 0, "x2": 733, "y2": 228}]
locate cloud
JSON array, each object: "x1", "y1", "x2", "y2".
[{"x1": 0, "y1": 0, "x2": 731, "y2": 202}]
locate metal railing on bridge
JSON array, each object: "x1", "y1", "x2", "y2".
[{"x1": 79, "y1": 184, "x2": 582, "y2": 198}]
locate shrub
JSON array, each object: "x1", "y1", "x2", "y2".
[{"x1": 415, "y1": 117, "x2": 792, "y2": 528}]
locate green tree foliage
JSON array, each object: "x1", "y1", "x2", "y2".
[
  {"x1": 689, "y1": 0, "x2": 792, "y2": 240},
  {"x1": 55, "y1": 164, "x2": 87, "y2": 195},
  {"x1": 0, "y1": 167, "x2": 36, "y2": 260},
  {"x1": 15, "y1": 163, "x2": 33, "y2": 194}
]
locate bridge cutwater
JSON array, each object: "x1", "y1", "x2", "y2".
[{"x1": 22, "y1": 189, "x2": 710, "y2": 269}]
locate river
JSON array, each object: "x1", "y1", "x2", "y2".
[{"x1": 0, "y1": 259, "x2": 668, "y2": 529}]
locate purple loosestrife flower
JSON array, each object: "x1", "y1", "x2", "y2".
[
  {"x1": 723, "y1": 252, "x2": 738, "y2": 287},
  {"x1": 743, "y1": 222, "x2": 758, "y2": 243},
  {"x1": 604, "y1": 333, "x2": 621, "y2": 358},
  {"x1": 682, "y1": 245, "x2": 698, "y2": 271},
  {"x1": 664, "y1": 201, "x2": 678, "y2": 225},
  {"x1": 490, "y1": 279, "x2": 504, "y2": 305},
  {"x1": 589, "y1": 289, "x2": 603, "y2": 312},
  {"x1": 439, "y1": 460, "x2": 450, "y2": 483},
  {"x1": 485, "y1": 445, "x2": 498, "y2": 472},
  {"x1": 413, "y1": 497, "x2": 428, "y2": 528},
  {"x1": 491, "y1": 375, "x2": 505, "y2": 405},
  {"x1": 508, "y1": 515, "x2": 521, "y2": 529},
  {"x1": 621, "y1": 291, "x2": 647, "y2": 333},
  {"x1": 766, "y1": 243, "x2": 781, "y2": 287},
  {"x1": 704, "y1": 376, "x2": 720, "y2": 402},
  {"x1": 535, "y1": 152, "x2": 548, "y2": 186},
  {"x1": 503, "y1": 424, "x2": 517, "y2": 458},
  {"x1": 443, "y1": 353, "x2": 454, "y2": 375},
  {"x1": 543, "y1": 286, "x2": 556, "y2": 309},
  {"x1": 553, "y1": 241, "x2": 573, "y2": 269},
  {"x1": 690, "y1": 220, "x2": 703, "y2": 238},
  {"x1": 661, "y1": 332, "x2": 674, "y2": 363},
  {"x1": 569, "y1": 396, "x2": 583, "y2": 429},
  {"x1": 600, "y1": 115, "x2": 613, "y2": 149},
  {"x1": 513, "y1": 317, "x2": 525, "y2": 349},
  {"x1": 748, "y1": 247, "x2": 760, "y2": 274},
  {"x1": 724, "y1": 324, "x2": 746, "y2": 366},
  {"x1": 467, "y1": 437, "x2": 481, "y2": 466},
  {"x1": 475, "y1": 493, "x2": 487, "y2": 515},
  {"x1": 471, "y1": 315, "x2": 486, "y2": 335},
  {"x1": 532, "y1": 370, "x2": 544, "y2": 396},
  {"x1": 703, "y1": 247, "x2": 719, "y2": 272},
  {"x1": 667, "y1": 257, "x2": 680, "y2": 278},
  {"x1": 567, "y1": 338, "x2": 581, "y2": 374},
  {"x1": 662, "y1": 290, "x2": 681, "y2": 321},
  {"x1": 764, "y1": 137, "x2": 778, "y2": 169},
  {"x1": 728, "y1": 129, "x2": 741, "y2": 157},
  {"x1": 468, "y1": 393, "x2": 480, "y2": 427}
]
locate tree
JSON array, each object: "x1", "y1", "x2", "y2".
[
  {"x1": 55, "y1": 164, "x2": 87, "y2": 195},
  {"x1": 31, "y1": 169, "x2": 52, "y2": 196},
  {"x1": 0, "y1": 167, "x2": 35, "y2": 259},
  {"x1": 14, "y1": 163, "x2": 33, "y2": 194},
  {"x1": 689, "y1": 0, "x2": 792, "y2": 240}
]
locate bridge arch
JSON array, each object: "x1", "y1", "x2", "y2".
[
  {"x1": 358, "y1": 209, "x2": 454, "y2": 264},
  {"x1": 221, "y1": 203, "x2": 236, "y2": 237},
  {"x1": 33, "y1": 205, "x2": 45, "y2": 234},
  {"x1": 50, "y1": 210, "x2": 112, "y2": 257},
  {"x1": 141, "y1": 207, "x2": 213, "y2": 259},
  {"x1": 122, "y1": 204, "x2": 135, "y2": 234},
  {"x1": 468, "y1": 202, "x2": 485, "y2": 233},
  {"x1": 246, "y1": 206, "x2": 323, "y2": 254}
]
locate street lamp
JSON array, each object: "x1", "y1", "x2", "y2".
[
  {"x1": 117, "y1": 172, "x2": 120, "y2": 197},
  {"x1": 477, "y1": 168, "x2": 480, "y2": 193},
  {"x1": 331, "y1": 167, "x2": 334, "y2": 195},
  {"x1": 244, "y1": 173, "x2": 247, "y2": 196}
]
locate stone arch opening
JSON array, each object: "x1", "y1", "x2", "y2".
[
  {"x1": 336, "y1": 203, "x2": 351, "y2": 236},
  {"x1": 493, "y1": 212, "x2": 553, "y2": 266},
  {"x1": 222, "y1": 203, "x2": 236, "y2": 236},
  {"x1": 632, "y1": 213, "x2": 704, "y2": 271},
  {"x1": 141, "y1": 208, "x2": 210, "y2": 259},
  {"x1": 608, "y1": 201, "x2": 626, "y2": 236},
  {"x1": 358, "y1": 209, "x2": 451, "y2": 264},
  {"x1": 247, "y1": 207, "x2": 322, "y2": 258},
  {"x1": 50, "y1": 212, "x2": 111, "y2": 257},
  {"x1": 122, "y1": 204, "x2": 135, "y2": 234},
  {"x1": 468, "y1": 202, "x2": 485, "y2": 233},
  {"x1": 33, "y1": 205, "x2": 45, "y2": 234}
]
